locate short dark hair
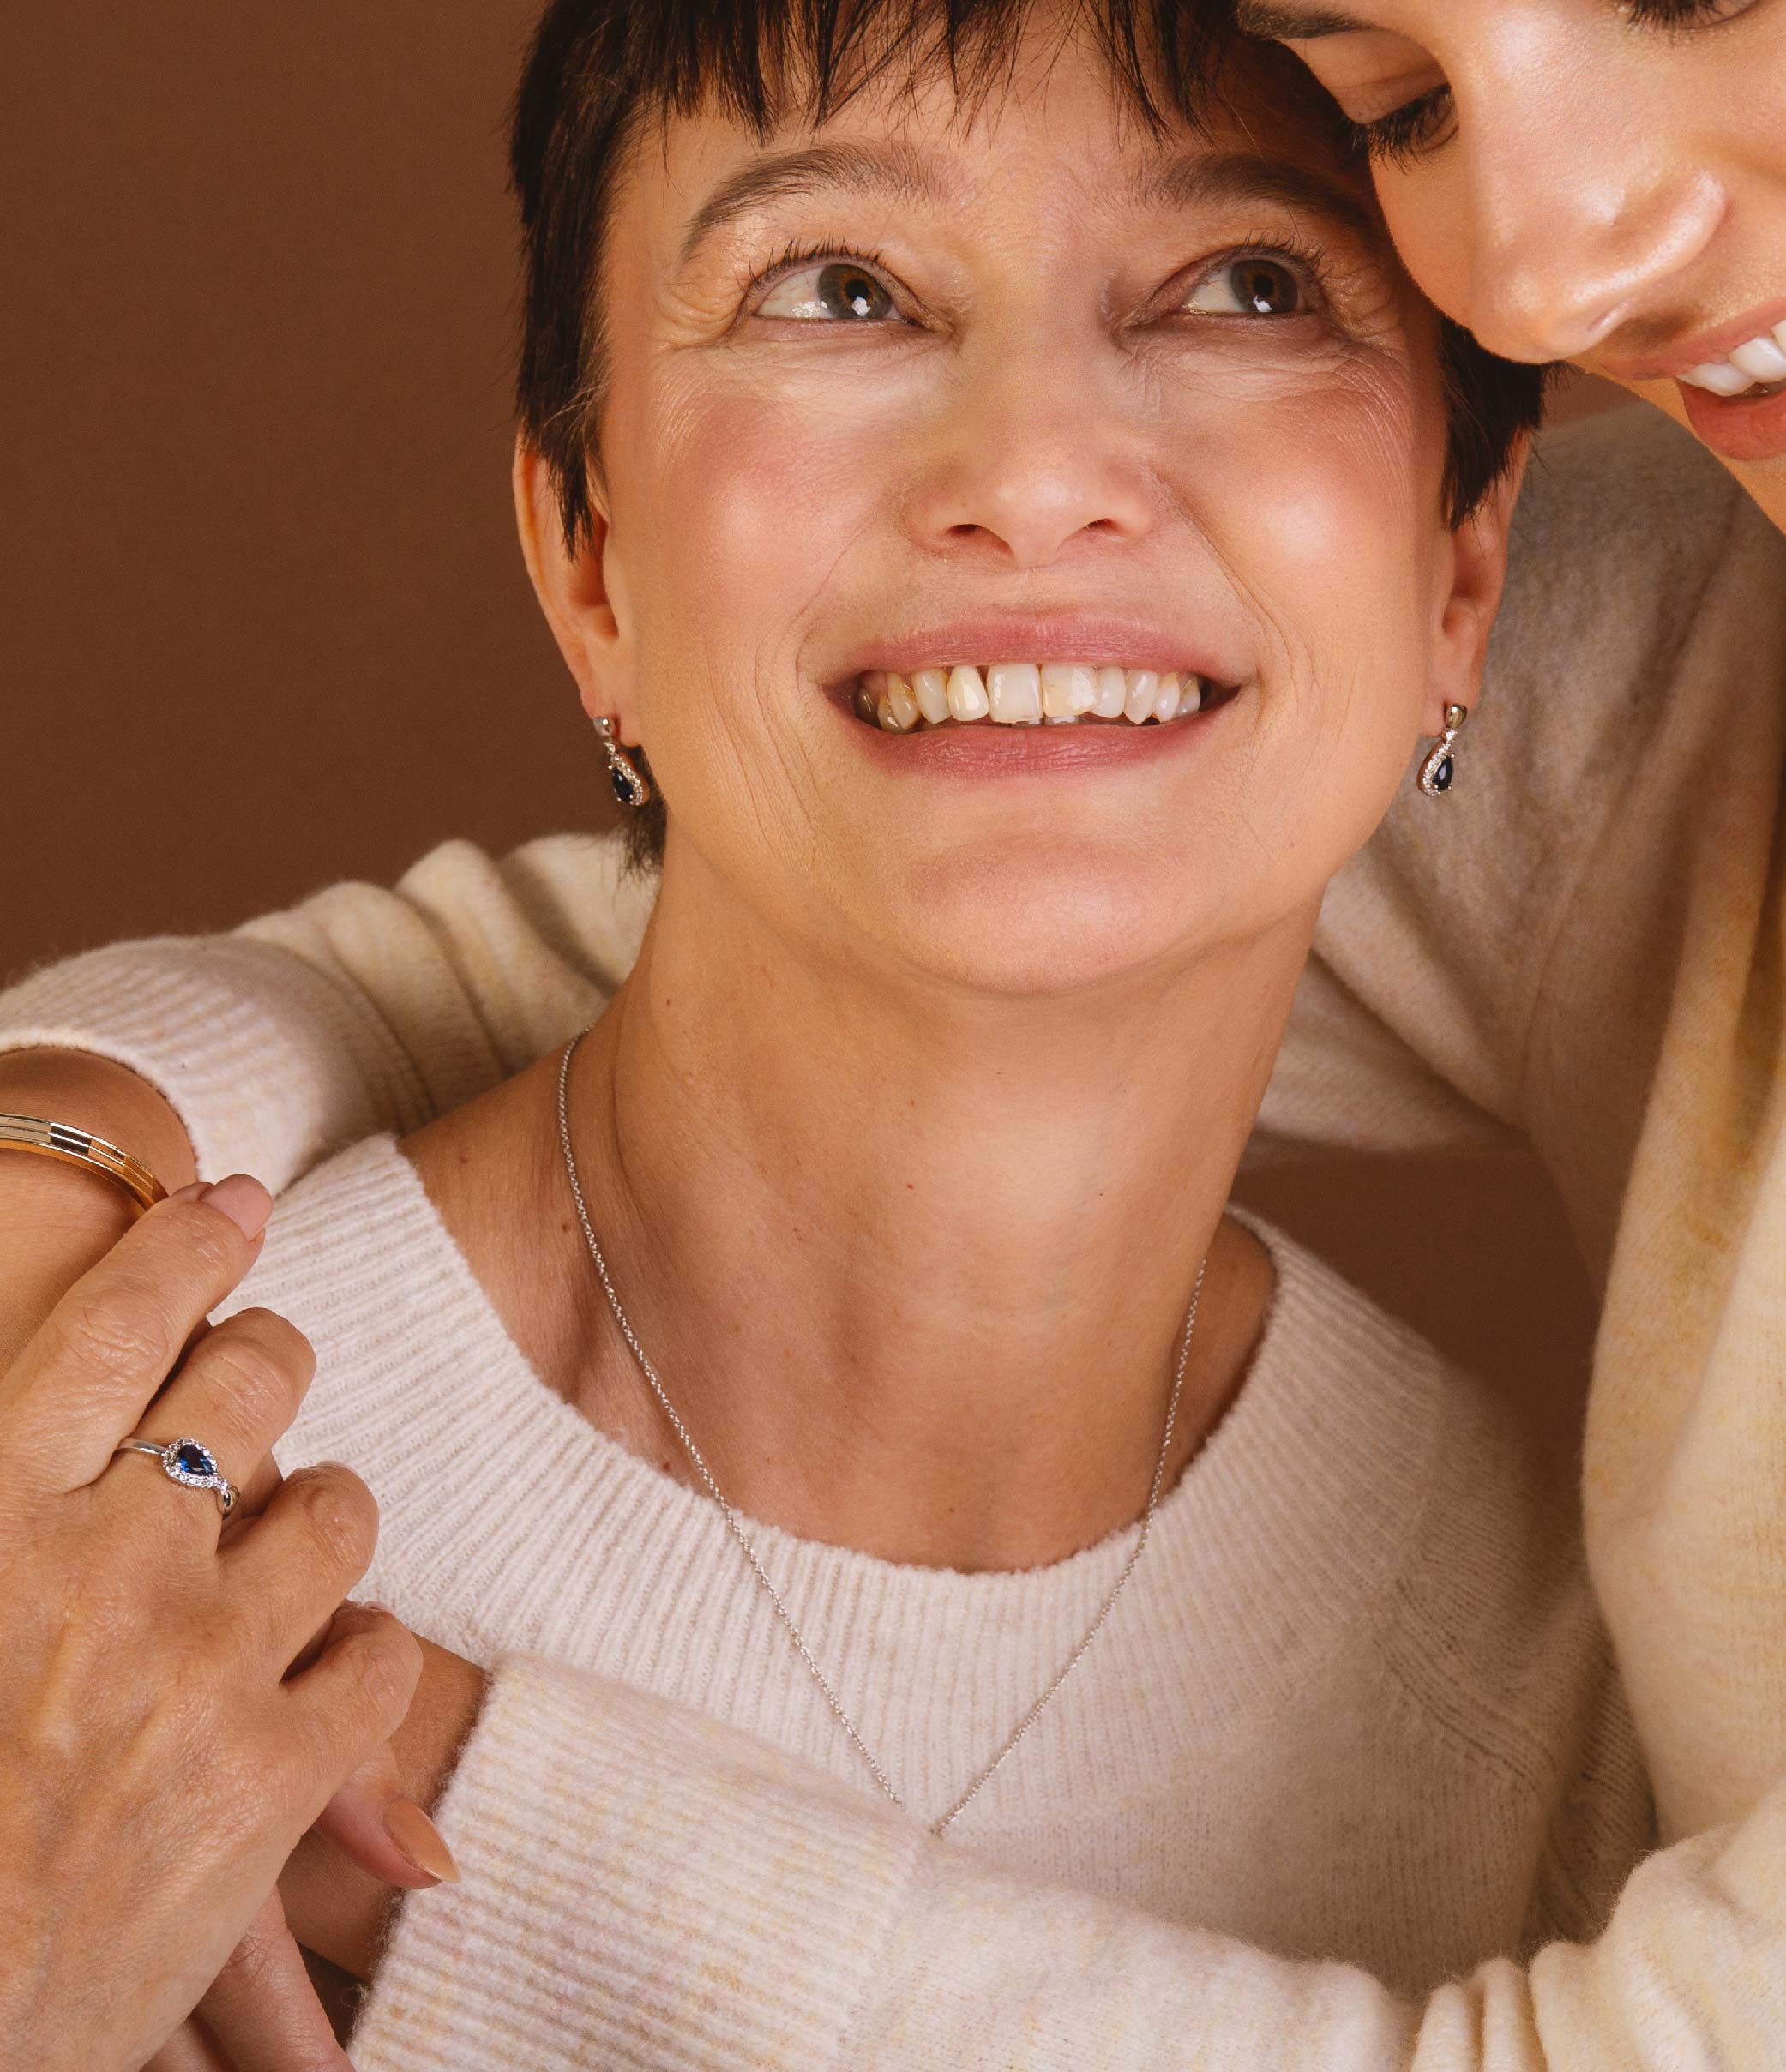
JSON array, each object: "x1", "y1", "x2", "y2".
[{"x1": 508, "y1": 0, "x2": 1544, "y2": 867}]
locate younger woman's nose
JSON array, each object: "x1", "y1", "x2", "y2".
[{"x1": 1457, "y1": 110, "x2": 1724, "y2": 364}]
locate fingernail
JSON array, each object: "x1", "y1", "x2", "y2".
[
  {"x1": 199, "y1": 1174, "x2": 274, "y2": 1240},
  {"x1": 385, "y1": 1798, "x2": 460, "y2": 1883}
]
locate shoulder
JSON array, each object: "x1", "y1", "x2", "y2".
[
  {"x1": 1491, "y1": 408, "x2": 1781, "y2": 771},
  {"x1": 216, "y1": 1132, "x2": 484, "y2": 1467},
  {"x1": 1249, "y1": 1220, "x2": 1609, "y2": 1723},
  {"x1": 1254, "y1": 1222, "x2": 1651, "y2": 1919}
]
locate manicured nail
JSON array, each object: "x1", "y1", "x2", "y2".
[
  {"x1": 199, "y1": 1174, "x2": 274, "y2": 1240},
  {"x1": 384, "y1": 1798, "x2": 460, "y2": 1883}
]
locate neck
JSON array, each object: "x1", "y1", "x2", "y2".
[{"x1": 544, "y1": 850, "x2": 1313, "y2": 1571}]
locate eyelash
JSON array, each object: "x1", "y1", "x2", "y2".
[
  {"x1": 1343, "y1": 87, "x2": 1456, "y2": 171},
  {"x1": 746, "y1": 237, "x2": 901, "y2": 314},
  {"x1": 1179, "y1": 237, "x2": 1332, "y2": 319},
  {"x1": 1621, "y1": 0, "x2": 1749, "y2": 20},
  {"x1": 745, "y1": 237, "x2": 1336, "y2": 324},
  {"x1": 1348, "y1": 0, "x2": 1753, "y2": 166}
]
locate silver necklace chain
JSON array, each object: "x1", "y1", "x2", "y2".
[{"x1": 556, "y1": 1034, "x2": 1206, "y2": 1837}]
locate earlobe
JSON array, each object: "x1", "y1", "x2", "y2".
[
  {"x1": 511, "y1": 436, "x2": 631, "y2": 730},
  {"x1": 1422, "y1": 441, "x2": 1527, "y2": 735}
]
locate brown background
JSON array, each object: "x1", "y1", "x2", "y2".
[{"x1": 4, "y1": 3, "x2": 1608, "y2": 1430}]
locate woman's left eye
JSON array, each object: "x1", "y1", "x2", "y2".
[
  {"x1": 1181, "y1": 257, "x2": 1309, "y2": 319},
  {"x1": 755, "y1": 260, "x2": 898, "y2": 322}
]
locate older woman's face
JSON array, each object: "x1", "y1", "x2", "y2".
[
  {"x1": 1242, "y1": 0, "x2": 1786, "y2": 520},
  {"x1": 566, "y1": 26, "x2": 1500, "y2": 996}
]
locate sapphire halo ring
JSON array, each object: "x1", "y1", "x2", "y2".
[{"x1": 111, "y1": 1437, "x2": 240, "y2": 1519}]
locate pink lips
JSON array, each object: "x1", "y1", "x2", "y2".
[{"x1": 1677, "y1": 380, "x2": 1786, "y2": 466}]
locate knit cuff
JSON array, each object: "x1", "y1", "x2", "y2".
[
  {"x1": 350, "y1": 1655, "x2": 928, "y2": 2072},
  {"x1": 0, "y1": 935, "x2": 426, "y2": 1191}
]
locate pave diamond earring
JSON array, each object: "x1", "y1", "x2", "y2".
[
  {"x1": 593, "y1": 714, "x2": 652, "y2": 808},
  {"x1": 1417, "y1": 703, "x2": 1468, "y2": 797}
]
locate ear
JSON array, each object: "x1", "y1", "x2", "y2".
[
  {"x1": 512, "y1": 436, "x2": 638, "y2": 737},
  {"x1": 1422, "y1": 439, "x2": 1529, "y2": 735}
]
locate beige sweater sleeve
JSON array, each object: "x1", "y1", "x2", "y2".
[
  {"x1": 0, "y1": 837, "x2": 652, "y2": 1190},
  {"x1": 350, "y1": 1653, "x2": 1786, "y2": 2072}
]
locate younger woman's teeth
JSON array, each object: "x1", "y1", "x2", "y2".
[
  {"x1": 1680, "y1": 321, "x2": 1786, "y2": 398},
  {"x1": 861, "y1": 663, "x2": 1212, "y2": 734}
]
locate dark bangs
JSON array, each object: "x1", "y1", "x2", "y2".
[{"x1": 511, "y1": 0, "x2": 1226, "y2": 550}]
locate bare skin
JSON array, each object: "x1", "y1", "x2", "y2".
[
  {"x1": 1236, "y1": 0, "x2": 1786, "y2": 531},
  {"x1": 0, "y1": 1179, "x2": 424, "y2": 2070}
]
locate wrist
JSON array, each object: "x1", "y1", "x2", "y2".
[
  {"x1": 0, "y1": 1049, "x2": 198, "y2": 1371},
  {"x1": 0, "y1": 1048, "x2": 196, "y2": 1190}
]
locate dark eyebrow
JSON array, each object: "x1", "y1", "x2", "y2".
[
  {"x1": 1134, "y1": 152, "x2": 1391, "y2": 259},
  {"x1": 1232, "y1": 1, "x2": 1368, "y2": 37},
  {"x1": 677, "y1": 141, "x2": 943, "y2": 271}
]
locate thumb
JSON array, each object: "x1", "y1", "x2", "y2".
[{"x1": 313, "y1": 1738, "x2": 460, "y2": 1889}]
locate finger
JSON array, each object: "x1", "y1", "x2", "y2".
[
  {"x1": 188, "y1": 1889, "x2": 354, "y2": 2072},
  {"x1": 4, "y1": 1174, "x2": 274, "y2": 1486},
  {"x1": 102, "y1": 1306, "x2": 315, "y2": 1531},
  {"x1": 278, "y1": 1601, "x2": 424, "y2": 1812},
  {"x1": 141, "y1": 2015, "x2": 234, "y2": 2071},
  {"x1": 221, "y1": 1465, "x2": 383, "y2": 1671},
  {"x1": 219, "y1": 1451, "x2": 286, "y2": 1547},
  {"x1": 313, "y1": 1735, "x2": 459, "y2": 1889}
]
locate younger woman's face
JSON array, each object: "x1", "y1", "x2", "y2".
[
  {"x1": 542, "y1": 26, "x2": 1506, "y2": 1003},
  {"x1": 1242, "y1": 0, "x2": 1786, "y2": 526}
]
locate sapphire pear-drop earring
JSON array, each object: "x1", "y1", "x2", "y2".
[
  {"x1": 1417, "y1": 703, "x2": 1468, "y2": 797},
  {"x1": 593, "y1": 715, "x2": 652, "y2": 808}
]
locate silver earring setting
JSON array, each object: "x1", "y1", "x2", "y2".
[
  {"x1": 593, "y1": 715, "x2": 652, "y2": 809},
  {"x1": 1417, "y1": 703, "x2": 1468, "y2": 797}
]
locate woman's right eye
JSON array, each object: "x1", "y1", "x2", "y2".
[
  {"x1": 755, "y1": 260, "x2": 899, "y2": 323},
  {"x1": 1344, "y1": 83, "x2": 1457, "y2": 169}
]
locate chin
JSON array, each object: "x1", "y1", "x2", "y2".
[{"x1": 860, "y1": 845, "x2": 1230, "y2": 1000}]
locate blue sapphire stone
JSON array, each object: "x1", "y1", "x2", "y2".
[
  {"x1": 610, "y1": 765, "x2": 639, "y2": 808},
  {"x1": 1430, "y1": 754, "x2": 1454, "y2": 793},
  {"x1": 174, "y1": 1442, "x2": 215, "y2": 1479}
]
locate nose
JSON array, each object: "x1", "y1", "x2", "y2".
[
  {"x1": 1459, "y1": 105, "x2": 1724, "y2": 363},
  {"x1": 903, "y1": 349, "x2": 1156, "y2": 568}
]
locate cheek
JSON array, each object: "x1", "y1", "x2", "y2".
[
  {"x1": 619, "y1": 365, "x2": 893, "y2": 689},
  {"x1": 1371, "y1": 171, "x2": 1471, "y2": 335},
  {"x1": 1171, "y1": 358, "x2": 1442, "y2": 689},
  {"x1": 1164, "y1": 358, "x2": 1451, "y2": 865}
]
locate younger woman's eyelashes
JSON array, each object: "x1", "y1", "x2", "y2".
[
  {"x1": 1344, "y1": 0, "x2": 1758, "y2": 171},
  {"x1": 1344, "y1": 86, "x2": 1456, "y2": 171}
]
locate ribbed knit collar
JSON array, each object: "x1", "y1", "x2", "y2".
[{"x1": 240, "y1": 1136, "x2": 1443, "y2": 1829}]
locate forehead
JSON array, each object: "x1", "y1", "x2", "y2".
[{"x1": 632, "y1": 29, "x2": 1386, "y2": 261}]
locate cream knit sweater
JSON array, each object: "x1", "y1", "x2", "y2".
[
  {"x1": 9, "y1": 405, "x2": 1786, "y2": 2063},
  {"x1": 230, "y1": 1137, "x2": 1654, "y2": 2066}
]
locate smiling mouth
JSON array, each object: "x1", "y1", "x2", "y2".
[
  {"x1": 848, "y1": 662, "x2": 1240, "y2": 732},
  {"x1": 1676, "y1": 320, "x2": 1786, "y2": 402}
]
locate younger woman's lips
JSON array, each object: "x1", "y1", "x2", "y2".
[{"x1": 1678, "y1": 376, "x2": 1786, "y2": 466}]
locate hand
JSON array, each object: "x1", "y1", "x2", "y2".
[
  {"x1": 140, "y1": 1891, "x2": 353, "y2": 2072},
  {"x1": 284, "y1": 1636, "x2": 487, "y2": 1980},
  {"x1": 0, "y1": 1178, "x2": 422, "y2": 2072}
]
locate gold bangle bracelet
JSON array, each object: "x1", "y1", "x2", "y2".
[{"x1": 0, "y1": 1114, "x2": 170, "y2": 1218}]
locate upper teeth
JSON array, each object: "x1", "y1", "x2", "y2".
[
  {"x1": 1680, "y1": 321, "x2": 1786, "y2": 397},
  {"x1": 857, "y1": 663, "x2": 1207, "y2": 733}
]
